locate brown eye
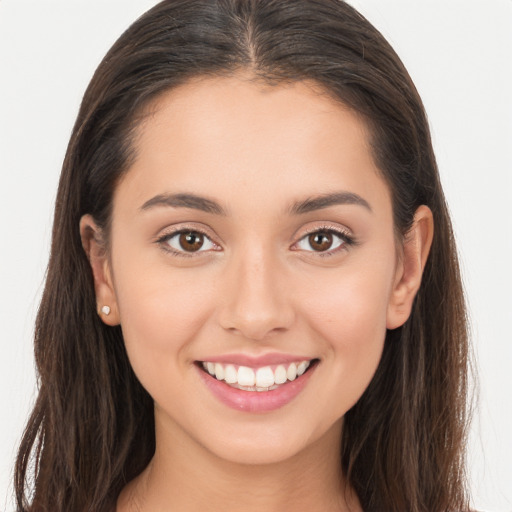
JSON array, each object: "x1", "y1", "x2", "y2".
[
  {"x1": 179, "y1": 231, "x2": 205, "y2": 252},
  {"x1": 308, "y1": 231, "x2": 333, "y2": 251},
  {"x1": 162, "y1": 230, "x2": 217, "y2": 254},
  {"x1": 295, "y1": 229, "x2": 349, "y2": 254}
]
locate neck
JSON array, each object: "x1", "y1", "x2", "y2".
[{"x1": 117, "y1": 415, "x2": 361, "y2": 512}]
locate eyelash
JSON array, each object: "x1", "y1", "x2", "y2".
[
  {"x1": 156, "y1": 225, "x2": 356, "y2": 258},
  {"x1": 156, "y1": 228, "x2": 219, "y2": 258},
  {"x1": 294, "y1": 225, "x2": 356, "y2": 257}
]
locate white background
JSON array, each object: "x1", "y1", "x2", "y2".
[{"x1": 1, "y1": 1, "x2": 511, "y2": 510}]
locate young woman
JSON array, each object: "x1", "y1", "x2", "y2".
[{"x1": 14, "y1": 1, "x2": 471, "y2": 510}]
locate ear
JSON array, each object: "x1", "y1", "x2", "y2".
[
  {"x1": 79, "y1": 214, "x2": 120, "y2": 326},
  {"x1": 386, "y1": 205, "x2": 434, "y2": 330}
]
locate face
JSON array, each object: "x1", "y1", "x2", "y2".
[{"x1": 86, "y1": 75, "x2": 416, "y2": 465}]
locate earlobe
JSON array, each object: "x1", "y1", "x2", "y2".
[
  {"x1": 386, "y1": 205, "x2": 434, "y2": 330},
  {"x1": 79, "y1": 214, "x2": 120, "y2": 326}
]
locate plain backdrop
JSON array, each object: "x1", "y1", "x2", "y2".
[{"x1": 1, "y1": 1, "x2": 511, "y2": 511}]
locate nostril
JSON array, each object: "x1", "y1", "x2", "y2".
[{"x1": 217, "y1": 275, "x2": 295, "y2": 340}]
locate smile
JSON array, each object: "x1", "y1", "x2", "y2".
[
  {"x1": 200, "y1": 360, "x2": 312, "y2": 391},
  {"x1": 196, "y1": 357, "x2": 319, "y2": 412}
]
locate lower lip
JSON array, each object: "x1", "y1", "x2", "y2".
[{"x1": 196, "y1": 363, "x2": 316, "y2": 413}]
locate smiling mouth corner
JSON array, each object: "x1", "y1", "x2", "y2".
[{"x1": 196, "y1": 358, "x2": 319, "y2": 392}]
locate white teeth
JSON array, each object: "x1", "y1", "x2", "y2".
[
  {"x1": 201, "y1": 360, "x2": 313, "y2": 390},
  {"x1": 237, "y1": 366, "x2": 255, "y2": 386},
  {"x1": 255, "y1": 366, "x2": 275, "y2": 388},
  {"x1": 214, "y1": 363, "x2": 225, "y2": 381},
  {"x1": 297, "y1": 361, "x2": 308, "y2": 376},
  {"x1": 274, "y1": 365, "x2": 287, "y2": 384},
  {"x1": 224, "y1": 364, "x2": 237, "y2": 384},
  {"x1": 287, "y1": 363, "x2": 297, "y2": 381}
]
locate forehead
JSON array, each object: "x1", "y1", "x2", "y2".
[
  {"x1": 136, "y1": 74, "x2": 369, "y2": 154},
  {"x1": 115, "y1": 74, "x2": 389, "y2": 218}
]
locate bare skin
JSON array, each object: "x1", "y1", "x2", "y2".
[{"x1": 81, "y1": 74, "x2": 433, "y2": 512}]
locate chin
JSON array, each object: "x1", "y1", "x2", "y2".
[{"x1": 188, "y1": 414, "x2": 344, "y2": 467}]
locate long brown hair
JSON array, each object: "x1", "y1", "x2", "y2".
[{"x1": 15, "y1": 1, "x2": 472, "y2": 510}]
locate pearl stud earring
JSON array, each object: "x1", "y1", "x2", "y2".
[{"x1": 101, "y1": 305, "x2": 111, "y2": 316}]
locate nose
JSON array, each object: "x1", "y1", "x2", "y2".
[{"x1": 217, "y1": 246, "x2": 295, "y2": 341}]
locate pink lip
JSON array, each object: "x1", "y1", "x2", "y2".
[
  {"x1": 196, "y1": 360, "x2": 317, "y2": 413},
  {"x1": 198, "y1": 353, "x2": 313, "y2": 368}
]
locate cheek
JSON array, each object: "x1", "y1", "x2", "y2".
[
  {"x1": 296, "y1": 261, "x2": 394, "y2": 411},
  {"x1": 300, "y1": 255, "x2": 394, "y2": 341},
  {"x1": 111, "y1": 254, "x2": 217, "y2": 382}
]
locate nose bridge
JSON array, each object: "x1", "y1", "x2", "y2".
[{"x1": 218, "y1": 240, "x2": 294, "y2": 340}]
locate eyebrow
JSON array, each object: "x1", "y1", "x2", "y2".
[
  {"x1": 140, "y1": 193, "x2": 227, "y2": 215},
  {"x1": 289, "y1": 192, "x2": 372, "y2": 215},
  {"x1": 139, "y1": 190, "x2": 372, "y2": 216}
]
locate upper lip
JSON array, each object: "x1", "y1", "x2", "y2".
[{"x1": 197, "y1": 353, "x2": 315, "y2": 367}]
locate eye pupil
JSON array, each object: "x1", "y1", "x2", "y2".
[
  {"x1": 179, "y1": 232, "x2": 204, "y2": 251},
  {"x1": 309, "y1": 231, "x2": 333, "y2": 251}
]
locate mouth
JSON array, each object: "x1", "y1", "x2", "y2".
[{"x1": 196, "y1": 358, "x2": 319, "y2": 392}]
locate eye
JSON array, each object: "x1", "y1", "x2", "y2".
[
  {"x1": 161, "y1": 230, "x2": 217, "y2": 254},
  {"x1": 295, "y1": 229, "x2": 352, "y2": 254}
]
